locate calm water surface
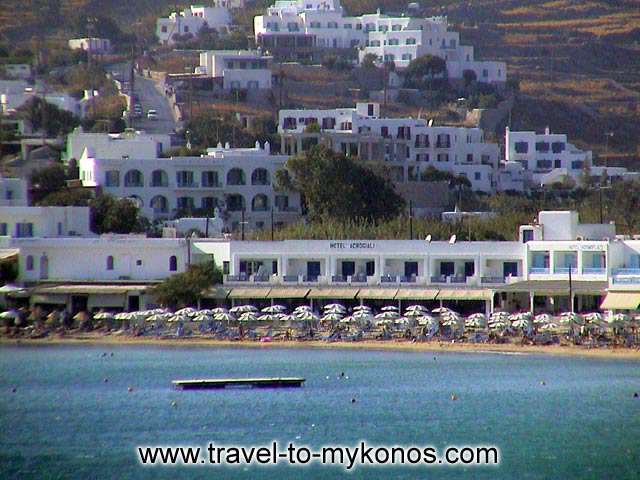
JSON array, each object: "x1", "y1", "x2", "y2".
[{"x1": 0, "y1": 344, "x2": 639, "y2": 479}]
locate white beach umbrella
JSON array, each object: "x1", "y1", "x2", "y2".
[
  {"x1": 416, "y1": 315, "x2": 436, "y2": 326},
  {"x1": 324, "y1": 303, "x2": 346, "y2": 311},
  {"x1": 353, "y1": 305, "x2": 371, "y2": 311},
  {"x1": 585, "y1": 312, "x2": 603, "y2": 323},
  {"x1": 442, "y1": 315, "x2": 462, "y2": 327},
  {"x1": 175, "y1": 307, "x2": 197, "y2": 317},
  {"x1": 376, "y1": 318, "x2": 393, "y2": 326},
  {"x1": 394, "y1": 317, "x2": 409, "y2": 326},
  {"x1": 211, "y1": 307, "x2": 228, "y2": 314},
  {"x1": 534, "y1": 313, "x2": 551, "y2": 324},
  {"x1": 405, "y1": 309, "x2": 426, "y2": 317},
  {"x1": 608, "y1": 313, "x2": 629, "y2": 327},
  {"x1": 340, "y1": 316, "x2": 357, "y2": 324},
  {"x1": 296, "y1": 311, "x2": 320, "y2": 322},
  {"x1": 230, "y1": 305, "x2": 257, "y2": 313},
  {"x1": 539, "y1": 322, "x2": 559, "y2": 332},
  {"x1": 381, "y1": 305, "x2": 399, "y2": 312},
  {"x1": 352, "y1": 309, "x2": 372, "y2": 318},
  {"x1": 193, "y1": 313, "x2": 213, "y2": 322},
  {"x1": 168, "y1": 314, "x2": 189, "y2": 323},
  {"x1": 0, "y1": 310, "x2": 21, "y2": 320},
  {"x1": 406, "y1": 304, "x2": 427, "y2": 311},
  {"x1": 258, "y1": 313, "x2": 283, "y2": 322},
  {"x1": 238, "y1": 312, "x2": 259, "y2": 322},
  {"x1": 322, "y1": 313, "x2": 344, "y2": 322},
  {"x1": 146, "y1": 313, "x2": 168, "y2": 322},
  {"x1": 432, "y1": 307, "x2": 450, "y2": 314},
  {"x1": 278, "y1": 314, "x2": 297, "y2": 322},
  {"x1": 375, "y1": 311, "x2": 399, "y2": 320},
  {"x1": 489, "y1": 320, "x2": 508, "y2": 331},
  {"x1": 214, "y1": 312, "x2": 236, "y2": 322},
  {"x1": 93, "y1": 311, "x2": 114, "y2": 321},
  {"x1": 262, "y1": 305, "x2": 287, "y2": 314},
  {"x1": 512, "y1": 318, "x2": 532, "y2": 330},
  {"x1": 114, "y1": 312, "x2": 133, "y2": 321}
]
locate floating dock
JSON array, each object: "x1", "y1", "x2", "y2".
[{"x1": 172, "y1": 377, "x2": 305, "y2": 390}]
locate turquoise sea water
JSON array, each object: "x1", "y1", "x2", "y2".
[{"x1": 1, "y1": 344, "x2": 639, "y2": 479}]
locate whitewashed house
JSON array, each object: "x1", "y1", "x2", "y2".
[
  {"x1": 505, "y1": 127, "x2": 631, "y2": 188},
  {"x1": 196, "y1": 50, "x2": 273, "y2": 90},
  {"x1": 68, "y1": 38, "x2": 112, "y2": 54},
  {"x1": 278, "y1": 102, "x2": 500, "y2": 192},
  {"x1": 254, "y1": 0, "x2": 506, "y2": 82},
  {"x1": 0, "y1": 206, "x2": 92, "y2": 238},
  {"x1": 156, "y1": 5, "x2": 233, "y2": 45},
  {"x1": 1, "y1": 64, "x2": 32, "y2": 80},
  {"x1": 78, "y1": 141, "x2": 302, "y2": 231},
  {"x1": 0, "y1": 176, "x2": 28, "y2": 206}
]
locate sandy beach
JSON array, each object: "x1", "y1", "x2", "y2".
[{"x1": 2, "y1": 334, "x2": 640, "y2": 360}]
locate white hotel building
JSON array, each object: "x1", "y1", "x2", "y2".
[
  {"x1": 278, "y1": 102, "x2": 499, "y2": 192},
  {"x1": 505, "y1": 127, "x2": 632, "y2": 188},
  {"x1": 78, "y1": 141, "x2": 302, "y2": 231},
  {"x1": 3, "y1": 210, "x2": 640, "y2": 313},
  {"x1": 196, "y1": 50, "x2": 273, "y2": 90},
  {"x1": 254, "y1": 0, "x2": 506, "y2": 82},
  {"x1": 156, "y1": 3, "x2": 238, "y2": 45}
]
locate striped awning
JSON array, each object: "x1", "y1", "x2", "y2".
[
  {"x1": 308, "y1": 288, "x2": 359, "y2": 299},
  {"x1": 228, "y1": 288, "x2": 271, "y2": 299},
  {"x1": 268, "y1": 287, "x2": 310, "y2": 299},
  {"x1": 357, "y1": 288, "x2": 397, "y2": 300},
  {"x1": 394, "y1": 288, "x2": 439, "y2": 300},
  {"x1": 437, "y1": 289, "x2": 493, "y2": 301},
  {"x1": 600, "y1": 292, "x2": 640, "y2": 310}
]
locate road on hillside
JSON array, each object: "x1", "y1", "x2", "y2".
[{"x1": 110, "y1": 62, "x2": 180, "y2": 135}]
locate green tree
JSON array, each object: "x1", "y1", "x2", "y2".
[
  {"x1": 152, "y1": 260, "x2": 223, "y2": 308},
  {"x1": 282, "y1": 145, "x2": 405, "y2": 221},
  {"x1": 29, "y1": 164, "x2": 67, "y2": 203},
  {"x1": 89, "y1": 194, "x2": 147, "y2": 234},
  {"x1": 18, "y1": 97, "x2": 79, "y2": 136},
  {"x1": 404, "y1": 55, "x2": 448, "y2": 90}
]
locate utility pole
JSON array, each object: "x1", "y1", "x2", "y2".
[
  {"x1": 568, "y1": 266, "x2": 573, "y2": 313},
  {"x1": 408, "y1": 200, "x2": 413, "y2": 240},
  {"x1": 270, "y1": 207, "x2": 275, "y2": 241},
  {"x1": 240, "y1": 208, "x2": 246, "y2": 241}
]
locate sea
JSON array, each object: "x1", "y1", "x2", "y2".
[{"x1": 0, "y1": 344, "x2": 639, "y2": 479}]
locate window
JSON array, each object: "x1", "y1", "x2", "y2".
[
  {"x1": 251, "y1": 194, "x2": 269, "y2": 211},
  {"x1": 537, "y1": 159, "x2": 552, "y2": 169},
  {"x1": 150, "y1": 195, "x2": 168, "y2": 213},
  {"x1": 406, "y1": 38, "x2": 416, "y2": 45},
  {"x1": 169, "y1": 256, "x2": 177, "y2": 272},
  {"x1": 503, "y1": 262, "x2": 518, "y2": 277},
  {"x1": 15, "y1": 223, "x2": 33, "y2": 238},
  {"x1": 388, "y1": 39, "x2": 399, "y2": 46},
  {"x1": 136, "y1": 259, "x2": 142, "y2": 266},
  {"x1": 26, "y1": 255, "x2": 34, "y2": 271},
  {"x1": 275, "y1": 195, "x2": 289, "y2": 211},
  {"x1": 310, "y1": 21, "x2": 320, "y2": 28},
  {"x1": 0, "y1": 223, "x2": 6, "y2": 236},
  {"x1": 287, "y1": 22, "x2": 299, "y2": 32},
  {"x1": 106, "y1": 256, "x2": 114, "y2": 271},
  {"x1": 201, "y1": 197, "x2": 218, "y2": 210},
  {"x1": 176, "y1": 197, "x2": 195, "y2": 211},
  {"x1": 328, "y1": 21, "x2": 338, "y2": 28},
  {"x1": 552, "y1": 142, "x2": 565, "y2": 153},
  {"x1": 392, "y1": 24, "x2": 402, "y2": 31},
  {"x1": 437, "y1": 153, "x2": 449, "y2": 162},
  {"x1": 402, "y1": 53, "x2": 412, "y2": 61},
  {"x1": 251, "y1": 168, "x2": 270, "y2": 185},
  {"x1": 176, "y1": 171, "x2": 194, "y2": 187},
  {"x1": 482, "y1": 69, "x2": 488, "y2": 78},
  {"x1": 223, "y1": 261, "x2": 230, "y2": 274},
  {"x1": 522, "y1": 229, "x2": 534, "y2": 243},
  {"x1": 343, "y1": 23, "x2": 352, "y2": 29},
  {"x1": 124, "y1": 170, "x2": 143, "y2": 187},
  {"x1": 535, "y1": 141, "x2": 549, "y2": 152},
  {"x1": 467, "y1": 153, "x2": 473, "y2": 163},
  {"x1": 321, "y1": 117, "x2": 336, "y2": 130},
  {"x1": 105, "y1": 170, "x2": 120, "y2": 187},
  {"x1": 161, "y1": 26, "x2": 167, "y2": 33},
  {"x1": 227, "y1": 168, "x2": 245, "y2": 185},
  {"x1": 571, "y1": 160, "x2": 584, "y2": 170},
  {"x1": 151, "y1": 170, "x2": 168, "y2": 187},
  {"x1": 474, "y1": 172, "x2": 481, "y2": 180},
  {"x1": 554, "y1": 159, "x2": 561, "y2": 168},
  {"x1": 514, "y1": 141, "x2": 529, "y2": 154},
  {"x1": 184, "y1": 26, "x2": 189, "y2": 33},
  {"x1": 226, "y1": 194, "x2": 245, "y2": 211},
  {"x1": 202, "y1": 171, "x2": 219, "y2": 187}
]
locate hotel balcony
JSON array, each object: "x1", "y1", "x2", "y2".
[
  {"x1": 582, "y1": 267, "x2": 606, "y2": 275},
  {"x1": 612, "y1": 268, "x2": 640, "y2": 285},
  {"x1": 529, "y1": 267, "x2": 550, "y2": 275},
  {"x1": 553, "y1": 267, "x2": 578, "y2": 275}
]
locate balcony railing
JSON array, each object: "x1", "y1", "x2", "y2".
[
  {"x1": 431, "y1": 275, "x2": 447, "y2": 283},
  {"x1": 582, "y1": 267, "x2": 606, "y2": 275},
  {"x1": 481, "y1": 276, "x2": 506, "y2": 284},
  {"x1": 381, "y1": 275, "x2": 396, "y2": 283},
  {"x1": 283, "y1": 275, "x2": 299, "y2": 282},
  {"x1": 351, "y1": 274, "x2": 367, "y2": 283},
  {"x1": 253, "y1": 275, "x2": 270, "y2": 283},
  {"x1": 612, "y1": 277, "x2": 640, "y2": 284},
  {"x1": 529, "y1": 267, "x2": 550, "y2": 275},
  {"x1": 400, "y1": 276, "x2": 417, "y2": 283},
  {"x1": 450, "y1": 276, "x2": 467, "y2": 284},
  {"x1": 176, "y1": 182, "x2": 199, "y2": 188},
  {"x1": 554, "y1": 267, "x2": 578, "y2": 274},
  {"x1": 332, "y1": 275, "x2": 347, "y2": 283},
  {"x1": 302, "y1": 275, "x2": 318, "y2": 283},
  {"x1": 613, "y1": 268, "x2": 640, "y2": 275}
]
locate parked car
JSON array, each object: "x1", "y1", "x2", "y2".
[{"x1": 147, "y1": 109, "x2": 158, "y2": 120}]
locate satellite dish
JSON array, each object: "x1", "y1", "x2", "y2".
[
  {"x1": 449, "y1": 234, "x2": 457, "y2": 245},
  {"x1": 425, "y1": 234, "x2": 432, "y2": 244},
  {"x1": 428, "y1": 119, "x2": 434, "y2": 127}
]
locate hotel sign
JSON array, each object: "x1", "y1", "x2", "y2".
[
  {"x1": 567, "y1": 244, "x2": 606, "y2": 251},
  {"x1": 329, "y1": 241, "x2": 376, "y2": 249}
]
